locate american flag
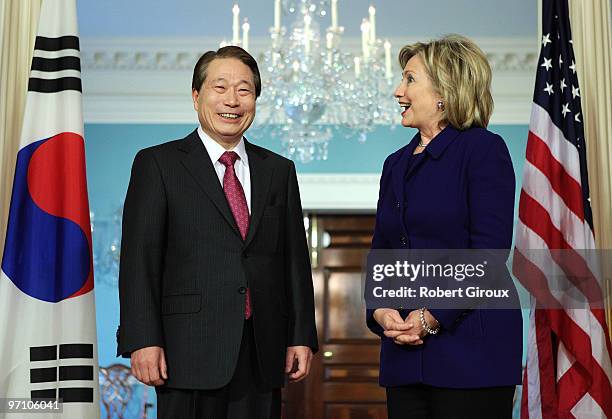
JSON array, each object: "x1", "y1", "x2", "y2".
[{"x1": 512, "y1": 0, "x2": 612, "y2": 417}]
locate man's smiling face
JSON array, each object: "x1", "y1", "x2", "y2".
[{"x1": 192, "y1": 57, "x2": 256, "y2": 148}]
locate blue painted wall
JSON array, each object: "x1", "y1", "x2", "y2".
[
  {"x1": 85, "y1": 122, "x2": 529, "y2": 367},
  {"x1": 77, "y1": 0, "x2": 536, "y2": 38}
]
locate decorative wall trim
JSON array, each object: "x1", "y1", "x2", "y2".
[
  {"x1": 81, "y1": 37, "x2": 538, "y2": 125},
  {"x1": 297, "y1": 174, "x2": 380, "y2": 210},
  {"x1": 81, "y1": 37, "x2": 538, "y2": 72}
]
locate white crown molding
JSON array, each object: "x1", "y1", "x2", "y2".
[
  {"x1": 297, "y1": 174, "x2": 380, "y2": 210},
  {"x1": 81, "y1": 36, "x2": 537, "y2": 124}
]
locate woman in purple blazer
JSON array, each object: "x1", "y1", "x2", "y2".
[{"x1": 366, "y1": 35, "x2": 523, "y2": 418}]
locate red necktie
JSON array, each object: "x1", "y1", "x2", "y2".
[{"x1": 218, "y1": 151, "x2": 252, "y2": 319}]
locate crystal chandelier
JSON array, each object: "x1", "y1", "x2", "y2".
[
  {"x1": 221, "y1": 0, "x2": 399, "y2": 163},
  {"x1": 91, "y1": 207, "x2": 122, "y2": 287}
]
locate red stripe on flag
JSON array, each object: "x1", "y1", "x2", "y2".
[
  {"x1": 548, "y1": 309, "x2": 612, "y2": 414},
  {"x1": 557, "y1": 363, "x2": 587, "y2": 417},
  {"x1": 536, "y1": 309, "x2": 559, "y2": 418},
  {"x1": 526, "y1": 131, "x2": 584, "y2": 221},
  {"x1": 519, "y1": 190, "x2": 570, "y2": 249},
  {"x1": 512, "y1": 248, "x2": 563, "y2": 309}
]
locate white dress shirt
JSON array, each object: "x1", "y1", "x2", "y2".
[{"x1": 198, "y1": 126, "x2": 251, "y2": 213}]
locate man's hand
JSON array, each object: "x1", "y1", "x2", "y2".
[
  {"x1": 285, "y1": 346, "x2": 313, "y2": 383},
  {"x1": 130, "y1": 346, "x2": 168, "y2": 386}
]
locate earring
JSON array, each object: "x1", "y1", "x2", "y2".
[{"x1": 437, "y1": 101, "x2": 444, "y2": 110}]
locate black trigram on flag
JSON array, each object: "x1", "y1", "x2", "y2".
[
  {"x1": 28, "y1": 35, "x2": 82, "y2": 93},
  {"x1": 30, "y1": 343, "x2": 94, "y2": 403}
]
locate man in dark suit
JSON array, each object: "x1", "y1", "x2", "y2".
[{"x1": 117, "y1": 46, "x2": 318, "y2": 418}]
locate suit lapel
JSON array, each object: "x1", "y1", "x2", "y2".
[
  {"x1": 404, "y1": 150, "x2": 426, "y2": 179},
  {"x1": 244, "y1": 139, "x2": 274, "y2": 248},
  {"x1": 424, "y1": 124, "x2": 461, "y2": 160},
  {"x1": 391, "y1": 134, "x2": 419, "y2": 237},
  {"x1": 391, "y1": 134, "x2": 419, "y2": 206},
  {"x1": 178, "y1": 130, "x2": 242, "y2": 240}
]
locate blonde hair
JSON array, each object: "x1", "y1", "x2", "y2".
[{"x1": 398, "y1": 34, "x2": 493, "y2": 129}]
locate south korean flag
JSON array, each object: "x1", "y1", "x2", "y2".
[{"x1": 0, "y1": 0, "x2": 99, "y2": 418}]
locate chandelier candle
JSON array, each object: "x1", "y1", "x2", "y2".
[
  {"x1": 274, "y1": 0, "x2": 281, "y2": 33},
  {"x1": 331, "y1": 0, "x2": 338, "y2": 30},
  {"x1": 384, "y1": 40, "x2": 392, "y2": 79},
  {"x1": 326, "y1": 32, "x2": 333, "y2": 65},
  {"x1": 304, "y1": 14, "x2": 312, "y2": 55},
  {"x1": 368, "y1": 6, "x2": 376, "y2": 44},
  {"x1": 232, "y1": 4, "x2": 240, "y2": 44},
  {"x1": 361, "y1": 19, "x2": 370, "y2": 61},
  {"x1": 242, "y1": 20, "x2": 250, "y2": 51}
]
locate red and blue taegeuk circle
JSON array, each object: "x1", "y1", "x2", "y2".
[{"x1": 2, "y1": 132, "x2": 94, "y2": 302}]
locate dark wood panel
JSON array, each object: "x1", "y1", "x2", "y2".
[
  {"x1": 323, "y1": 383, "x2": 386, "y2": 402},
  {"x1": 326, "y1": 272, "x2": 373, "y2": 341},
  {"x1": 329, "y1": 232, "x2": 374, "y2": 247},
  {"x1": 318, "y1": 215, "x2": 376, "y2": 231},
  {"x1": 325, "y1": 403, "x2": 387, "y2": 419},
  {"x1": 320, "y1": 248, "x2": 368, "y2": 268},
  {"x1": 325, "y1": 365, "x2": 379, "y2": 382},
  {"x1": 320, "y1": 344, "x2": 380, "y2": 364}
]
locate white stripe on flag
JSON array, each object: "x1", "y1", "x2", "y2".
[
  {"x1": 527, "y1": 306, "x2": 544, "y2": 419},
  {"x1": 528, "y1": 103, "x2": 581, "y2": 182},
  {"x1": 33, "y1": 49, "x2": 80, "y2": 59},
  {"x1": 522, "y1": 161, "x2": 592, "y2": 249},
  {"x1": 557, "y1": 341, "x2": 576, "y2": 382},
  {"x1": 30, "y1": 69, "x2": 81, "y2": 80},
  {"x1": 571, "y1": 392, "x2": 607, "y2": 418}
]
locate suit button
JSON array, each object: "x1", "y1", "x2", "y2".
[
  {"x1": 400, "y1": 236, "x2": 407, "y2": 245},
  {"x1": 238, "y1": 286, "x2": 247, "y2": 294},
  {"x1": 396, "y1": 202, "x2": 400, "y2": 209},
  {"x1": 243, "y1": 251, "x2": 249, "y2": 259}
]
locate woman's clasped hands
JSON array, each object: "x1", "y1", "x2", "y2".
[{"x1": 373, "y1": 308, "x2": 439, "y2": 346}]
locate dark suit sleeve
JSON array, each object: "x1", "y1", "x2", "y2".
[
  {"x1": 285, "y1": 161, "x2": 319, "y2": 353},
  {"x1": 466, "y1": 134, "x2": 515, "y2": 250},
  {"x1": 367, "y1": 156, "x2": 392, "y2": 337},
  {"x1": 371, "y1": 156, "x2": 392, "y2": 250},
  {"x1": 428, "y1": 133, "x2": 516, "y2": 330},
  {"x1": 117, "y1": 150, "x2": 167, "y2": 357}
]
